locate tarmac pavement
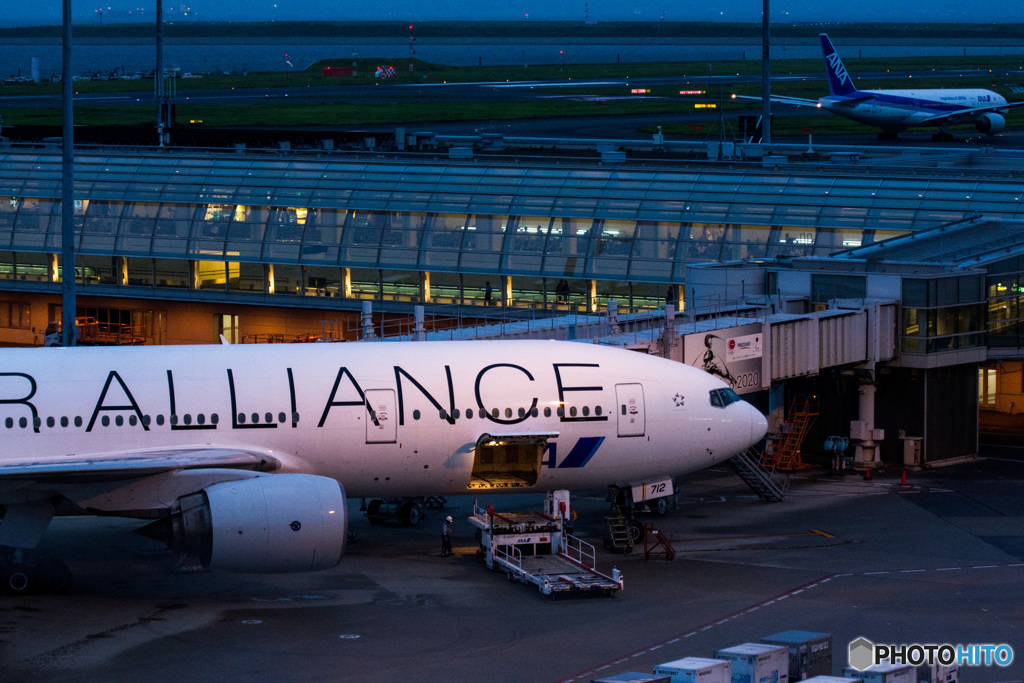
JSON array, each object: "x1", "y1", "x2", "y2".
[{"x1": 1, "y1": 459, "x2": 1021, "y2": 683}]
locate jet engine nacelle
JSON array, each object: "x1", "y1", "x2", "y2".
[
  {"x1": 157, "y1": 474, "x2": 348, "y2": 573},
  {"x1": 975, "y1": 112, "x2": 1006, "y2": 135}
]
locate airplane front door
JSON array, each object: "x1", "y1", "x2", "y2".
[
  {"x1": 615, "y1": 383, "x2": 645, "y2": 437},
  {"x1": 365, "y1": 389, "x2": 397, "y2": 443}
]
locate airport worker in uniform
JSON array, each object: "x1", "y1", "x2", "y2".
[{"x1": 441, "y1": 515, "x2": 453, "y2": 557}]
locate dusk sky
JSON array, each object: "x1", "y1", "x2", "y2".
[{"x1": 10, "y1": 1, "x2": 1024, "y2": 27}]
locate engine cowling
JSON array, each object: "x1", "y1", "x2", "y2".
[
  {"x1": 158, "y1": 474, "x2": 347, "y2": 573},
  {"x1": 975, "y1": 112, "x2": 1006, "y2": 135}
]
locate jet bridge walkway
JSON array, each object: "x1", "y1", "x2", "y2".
[{"x1": 469, "y1": 496, "x2": 623, "y2": 597}]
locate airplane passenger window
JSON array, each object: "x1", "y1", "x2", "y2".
[
  {"x1": 595, "y1": 406, "x2": 603, "y2": 416},
  {"x1": 518, "y1": 407, "x2": 525, "y2": 418},
  {"x1": 582, "y1": 406, "x2": 590, "y2": 416},
  {"x1": 278, "y1": 412, "x2": 286, "y2": 423},
  {"x1": 251, "y1": 413, "x2": 259, "y2": 424},
  {"x1": 264, "y1": 412, "x2": 272, "y2": 424},
  {"x1": 569, "y1": 406, "x2": 577, "y2": 417},
  {"x1": 531, "y1": 408, "x2": 538, "y2": 418},
  {"x1": 557, "y1": 407, "x2": 564, "y2": 417},
  {"x1": 453, "y1": 409, "x2": 460, "y2": 419},
  {"x1": 18, "y1": 417, "x2": 26, "y2": 428},
  {"x1": 413, "y1": 410, "x2": 421, "y2": 420},
  {"x1": 115, "y1": 415, "x2": 124, "y2": 426},
  {"x1": 544, "y1": 407, "x2": 551, "y2": 417},
  {"x1": 46, "y1": 416, "x2": 55, "y2": 428},
  {"x1": 75, "y1": 416, "x2": 83, "y2": 428},
  {"x1": 155, "y1": 415, "x2": 164, "y2": 426},
  {"x1": 491, "y1": 408, "x2": 499, "y2": 419},
  {"x1": 4, "y1": 417, "x2": 12, "y2": 428},
  {"x1": 466, "y1": 408, "x2": 473, "y2": 419},
  {"x1": 142, "y1": 415, "x2": 150, "y2": 427},
  {"x1": 129, "y1": 415, "x2": 137, "y2": 426},
  {"x1": 170, "y1": 414, "x2": 178, "y2": 426},
  {"x1": 439, "y1": 409, "x2": 448, "y2": 420},
  {"x1": 102, "y1": 416, "x2": 110, "y2": 427},
  {"x1": 61, "y1": 416, "x2": 69, "y2": 427},
  {"x1": 237, "y1": 413, "x2": 246, "y2": 424},
  {"x1": 33, "y1": 417, "x2": 40, "y2": 429},
  {"x1": 183, "y1": 414, "x2": 192, "y2": 426},
  {"x1": 197, "y1": 414, "x2": 205, "y2": 425}
]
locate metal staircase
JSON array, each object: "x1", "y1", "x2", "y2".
[
  {"x1": 764, "y1": 395, "x2": 819, "y2": 470},
  {"x1": 730, "y1": 444, "x2": 790, "y2": 502}
]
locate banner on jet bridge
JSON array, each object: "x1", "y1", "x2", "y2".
[{"x1": 683, "y1": 323, "x2": 763, "y2": 395}]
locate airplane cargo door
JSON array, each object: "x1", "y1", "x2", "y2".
[
  {"x1": 365, "y1": 389, "x2": 397, "y2": 444},
  {"x1": 615, "y1": 383, "x2": 645, "y2": 437}
]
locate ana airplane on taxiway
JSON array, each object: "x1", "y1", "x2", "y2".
[{"x1": 735, "y1": 33, "x2": 1024, "y2": 141}]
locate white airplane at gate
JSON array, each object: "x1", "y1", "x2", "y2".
[{"x1": 0, "y1": 339, "x2": 766, "y2": 586}]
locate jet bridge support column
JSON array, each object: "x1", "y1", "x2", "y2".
[{"x1": 852, "y1": 374, "x2": 882, "y2": 469}]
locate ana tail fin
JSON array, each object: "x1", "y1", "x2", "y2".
[{"x1": 819, "y1": 33, "x2": 858, "y2": 97}]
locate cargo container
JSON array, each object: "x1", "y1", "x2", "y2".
[
  {"x1": 653, "y1": 657, "x2": 732, "y2": 683},
  {"x1": 714, "y1": 643, "x2": 790, "y2": 683},
  {"x1": 916, "y1": 663, "x2": 958, "y2": 683},
  {"x1": 592, "y1": 673, "x2": 672, "y2": 683},
  {"x1": 761, "y1": 630, "x2": 833, "y2": 679},
  {"x1": 844, "y1": 663, "x2": 914, "y2": 683}
]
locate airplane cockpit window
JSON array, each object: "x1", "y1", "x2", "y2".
[{"x1": 709, "y1": 388, "x2": 742, "y2": 408}]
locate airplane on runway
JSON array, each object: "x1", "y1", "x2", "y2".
[
  {"x1": 0, "y1": 339, "x2": 767, "y2": 591},
  {"x1": 734, "y1": 33, "x2": 1024, "y2": 141}
]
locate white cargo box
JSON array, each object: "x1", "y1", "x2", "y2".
[
  {"x1": 592, "y1": 673, "x2": 672, "y2": 683},
  {"x1": 714, "y1": 643, "x2": 789, "y2": 683},
  {"x1": 653, "y1": 657, "x2": 731, "y2": 683},
  {"x1": 761, "y1": 630, "x2": 832, "y2": 680},
  {"x1": 844, "y1": 663, "x2": 914, "y2": 683},
  {"x1": 916, "y1": 663, "x2": 958, "y2": 683},
  {"x1": 805, "y1": 677, "x2": 860, "y2": 683}
]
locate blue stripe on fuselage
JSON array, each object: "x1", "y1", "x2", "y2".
[
  {"x1": 825, "y1": 92, "x2": 998, "y2": 115},
  {"x1": 556, "y1": 436, "x2": 605, "y2": 469}
]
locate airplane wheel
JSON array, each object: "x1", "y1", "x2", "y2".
[
  {"x1": 366, "y1": 500, "x2": 385, "y2": 525},
  {"x1": 4, "y1": 565, "x2": 31, "y2": 594},
  {"x1": 36, "y1": 558, "x2": 72, "y2": 594},
  {"x1": 402, "y1": 503, "x2": 424, "y2": 527},
  {"x1": 651, "y1": 497, "x2": 669, "y2": 516}
]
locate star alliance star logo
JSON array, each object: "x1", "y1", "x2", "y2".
[{"x1": 673, "y1": 393, "x2": 685, "y2": 407}]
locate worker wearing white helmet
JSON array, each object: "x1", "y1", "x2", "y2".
[{"x1": 441, "y1": 515, "x2": 454, "y2": 557}]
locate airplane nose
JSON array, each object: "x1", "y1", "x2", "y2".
[{"x1": 750, "y1": 404, "x2": 768, "y2": 446}]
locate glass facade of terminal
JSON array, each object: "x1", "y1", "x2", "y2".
[{"x1": 1, "y1": 150, "x2": 1021, "y2": 313}]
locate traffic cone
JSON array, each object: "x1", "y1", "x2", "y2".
[
  {"x1": 901, "y1": 470, "x2": 907, "y2": 486},
  {"x1": 864, "y1": 468, "x2": 872, "y2": 481}
]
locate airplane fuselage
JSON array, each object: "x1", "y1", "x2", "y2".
[
  {"x1": 0, "y1": 341, "x2": 763, "y2": 501},
  {"x1": 820, "y1": 88, "x2": 1009, "y2": 129}
]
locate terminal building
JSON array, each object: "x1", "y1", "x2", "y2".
[{"x1": 2, "y1": 141, "x2": 1023, "y2": 467}]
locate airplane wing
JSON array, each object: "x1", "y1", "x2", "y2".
[
  {"x1": 921, "y1": 100, "x2": 1024, "y2": 123},
  {"x1": 0, "y1": 446, "x2": 281, "y2": 483},
  {"x1": 732, "y1": 94, "x2": 822, "y2": 107}
]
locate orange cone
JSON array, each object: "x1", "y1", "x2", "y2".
[
  {"x1": 901, "y1": 470, "x2": 907, "y2": 486},
  {"x1": 864, "y1": 468, "x2": 872, "y2": 481}
]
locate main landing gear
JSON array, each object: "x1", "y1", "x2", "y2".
[
  {"x1": 0, "y1": 546, "x2": 73, "y2": 595},
  {"x1": 364, "y1": 497, "x2": 446, "y2": 526}
]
